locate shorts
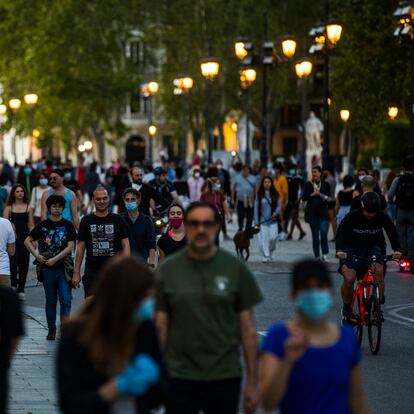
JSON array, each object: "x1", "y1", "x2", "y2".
[
  {"x1": 82, "y1": 273, "x2": 98, "y2": 298},
  {"x1": 339, "y1": 246, "x2": 383, "y2": 278}
]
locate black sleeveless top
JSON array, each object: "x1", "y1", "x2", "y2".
[
  {"x1": 9, "y1": 206, "x2": 30, "y2": 240},
  {"x1": 337, "y1": 190, "x2": 353, "y2": 207}
]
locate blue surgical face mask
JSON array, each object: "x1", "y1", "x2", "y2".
[
  {"x1": 295, "y1": 289, "x2": 333, "y2": 320},
  {"x1": 135, "y1": 297, "x2": 155, "y2": 321},
  {"x1": 64, "y1": 173, "x2": 72, "y2": 180},
  {"x1": 289, "y1": 169, "x2": 296, "y2": 176},
  {"x1": 125, "y1": 201, "x2": 138, "y2": 212},
  {"x1": 215, "y1": 184, "x2": 221, "y2": 191},
  {"x1": 24, "y1": 167, "x2": 32, "y2": 175}
]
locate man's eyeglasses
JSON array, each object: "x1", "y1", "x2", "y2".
[{"x1": 185, "y1": 220, "x2": 217, "y2": 229}]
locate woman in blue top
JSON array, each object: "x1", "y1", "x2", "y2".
[
  {"x1": 259, "y1": 259, "x2": 369, "y2": 414},
  {"x1": 254, "y1": 176, "x2": 280, "y2": 263}
]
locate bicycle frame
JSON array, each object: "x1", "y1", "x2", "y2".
[{"x1": 350, "y1": 265, "x2": 380, "y2": 326}]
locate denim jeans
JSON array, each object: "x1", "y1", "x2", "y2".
[
  {"x1": 309, "y1": 218, "x2": 329, "y2": 258},
  {"x1": 42, "y1": 267, "x2": 72, "y2": 328}
]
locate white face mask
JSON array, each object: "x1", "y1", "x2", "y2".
[{"x1": 194, "y1": 172, "x2": 200, "y2": 178}]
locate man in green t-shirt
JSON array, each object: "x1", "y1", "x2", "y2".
[{"x1": 155, "y1": 201, "x2": 263, "y2": 414}]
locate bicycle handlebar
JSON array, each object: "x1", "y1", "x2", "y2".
[{"x1": 340, "y1": 254, "x2": 397, "y2": 262}]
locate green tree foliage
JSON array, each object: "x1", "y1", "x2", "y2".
[{"x1": 331, "y1": 0, "x2": 410, "y2": 164}]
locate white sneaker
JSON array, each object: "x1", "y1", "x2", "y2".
[
  {"x1": 322, "y1": 255, "x2": 328, "y2": 262},
  {"x1": 278, "y1": 232, "x2": 286, "y2": 241},
  {"x1": 18, "y1": 292, "x2": 25, "y2": 301},
  {"x1": 262, "y1": 257, "x2": 270, "y2": 263}
]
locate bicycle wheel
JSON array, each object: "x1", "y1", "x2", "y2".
[
  {"x1": 368, "y1": 293, "x2": 382, "y2": 355},
  {"x1": 352, "y1": 296, "x2": 363, "y2": 347}
]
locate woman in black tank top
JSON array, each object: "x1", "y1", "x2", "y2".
[{"x1": 3, "y1": 184, "x2": 34, "y2": 299}]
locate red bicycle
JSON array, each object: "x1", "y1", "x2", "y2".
[{"x1": 345, "y1": 255, "x2": 394, "y2": 355}]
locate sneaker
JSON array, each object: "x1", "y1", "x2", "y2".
[
  {"x1": 298, "y1": 232, "x2": 306, "y2": 240},
  {"x1": 278, "y1": 232, "x2": 286, "y2": 241},
  {"x1": 46, "y1": 327, "x2": 56, "y2": 341},
  {"x1": 18, "y1": 292, "x2": 25, "y2": 301},
  {"x1": 262, "y1": 257, "x2": 270, "y2": 263},
  {"x1": 322, "y1": 255, "x2": 328, "y2": 262}
]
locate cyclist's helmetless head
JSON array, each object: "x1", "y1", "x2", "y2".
[{"x1": 361, "y1": 191, "x2": 380, "y2": 219}]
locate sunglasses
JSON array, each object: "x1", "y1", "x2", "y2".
[
  {"x1": 49, "y1": 176, "x2": 59, "y2": 181},
  {"x1": 185, "y1": 220, "x2": 217, "y2": 229}
]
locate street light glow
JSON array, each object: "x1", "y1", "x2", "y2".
[
  {"x1": 84, "y1": 140, "x2": 93, "y2": 150},
  {"x1": 388, "y1": 106, "x2": 399, "y2": 120},
  {"x1": 326, "y1": 22, "x2": 343, "y2": 46},
  {"x1": 148, "y1": 124, "x2": 157, "y2": 136},
  {"x1": 295, "y1": 59, "x2": 313, "y2": 79},
  {"x1": 200, "y1": 57, "x2": 220, "y2": 80},
  {"x1": 24, "y1": 93, "x2": 38, "y2": 106},
  {"x1": 281, "y1": 36, "x2": 297, "y2": 58},
  {"x1": 148, "y1": 81, "x2": 159, "y2": 94},
  {"x1": 235, "y1": 41, "x2": 248, "y2": 61},
  {"x1": 78, "y1": 144, "x2": 85, "y2": 152},
  {"x1": 340, "y1": 109, "x2": 350, "y2": 123},
  {"x1": 240, "y1": 67, "x2": 257, "y2": 87},
  {"x1": 0, "y1": 104, "x2": 7, "y2": 115},
  {"x1": 9, "y1": 98, "x2": 21, "y2": 110},
  {"x1": 32, "y1": 128, "x2": 41, "y2": 138}
]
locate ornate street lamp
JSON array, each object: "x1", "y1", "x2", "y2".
[
  {"x1": 84, "y1": 140, "x2": 93, "y2": 151},
  {"x1": 281, "y1": 36, "x2": 297, "y2": 59},
  {"x1": 24, "y1": 93, "x2": 38, "y2": 106},
  {"x1": 148, "y1": 124, "x2": 157, "y2": 164},
  {"x1": 174, "y1": 75, "x2": 193, "y2": 164},
  {"x1": 239, "y1": 67, "x2": 257, "y2": 166},
  {"x1": 201, "y1": 56, "x2": 220, "y2": 163},
  {"x1": 141, "y1": 80, "x2": 159, "y2": 162},
  {"x1": 9, "y1": 98, "x2": 21, "y2": 110},
  {"x1": 148, "y1": 124, "x2": 157, "y2": 137},
  {"x1": 233, "y1": 27, "x2": 298, "y2": 166},
  {"x1": 388, "y1": 106, "x2": 399, "y2": 120},
  {"x1": 340, "y1": 109, "x2": 350, "y2": 123},
  {"x1": 295, "y1": 58, "x2": 313, "y2": 152},
  {"x1": 309, "y1": 21, "x2": 343, "y2": 159}
]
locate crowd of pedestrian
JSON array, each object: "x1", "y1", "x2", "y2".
[{"x1": 0, "y1": 153, "x2": 413, "y2": 413}]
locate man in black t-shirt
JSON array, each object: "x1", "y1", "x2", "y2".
[
  {"x1": 0, "y1": 286, "x2": 24, "y2": 414},
  {"x1": 73, "y1": 186, "x2": 130, "y2": 298},
  {"x1": 149, "y1": 167, "x2": 182, "y2": 208},
  {"x1": 285, "y1": 165, "x2": 306, "y2": 240},
  {"x1": 25, "y1": 195, "x2": 76, "y2": 340}
]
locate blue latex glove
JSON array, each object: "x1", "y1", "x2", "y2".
[{"x1": 116, "y1": 354, "x2": 160, "y2": 396}]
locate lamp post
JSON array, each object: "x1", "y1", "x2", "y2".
[
  {"x1": 393, "y1": 1, "x2": 414, "y2": 156},
  {"x1": 141, "y1": 81, "x2": 159, "y2": 162},
  {"x1": 148, "y1": 124, "x2": 157, "y2": 164},
  {"x1": 239, "y1": 68, "x2": 257, "y2": 166},
  {"x1": 388, "y1": 106, "x2": 399, "y2": 120},
  {"x1": 309, "y1": 21, "x2": 343, "y2": 160},
  {"x1": 200, "y1": 57, "x2": 220, "y2": 163},
  {"x1": 24, "y1": 92, "x2": 38, "y2": 161},
  {"x1": 9, "y1": 98, "x2": 22, "y2": 165},
  {"x1": 173, "y1": 75, "x2": 193, "y2": 164},
  {"x1": 0, "y1": 104, "x2": 6, "y2": 160},
  {"x1": 340, "y1": 109, "x2": 351, "y2": 171},
  {"x1": 295, "y1": 58, "x2": 313, "y2": 153},
  {"x1": 234, "y1": 21, "x2": 297, "y2": 166}
]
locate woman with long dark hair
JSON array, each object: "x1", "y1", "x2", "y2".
[
  {"x1": 57, "y1": 256, "x2": 164, "y2": 414},
  {"x1": 254, "y1": 176, "x2": 280, "y2": 262},
  {"x1": 3, "y1": 184, "x2": 34, "y2": 299}
]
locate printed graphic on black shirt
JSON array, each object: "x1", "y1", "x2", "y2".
[{"x1": 90, "y1": 223, "x2": 115, "y2": 257}]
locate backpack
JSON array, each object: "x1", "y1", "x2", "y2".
[{"x1": 395, "y1": 173, "x2": 414, "y2": 210}]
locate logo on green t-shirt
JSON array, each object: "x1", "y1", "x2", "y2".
[{"x1": 213, "y1": 276, "x2": 230, "y2": 295}]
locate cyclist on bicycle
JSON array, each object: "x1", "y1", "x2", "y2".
[{"x1": 336, "y1": 192, "x2": 402, "y2": 321}]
